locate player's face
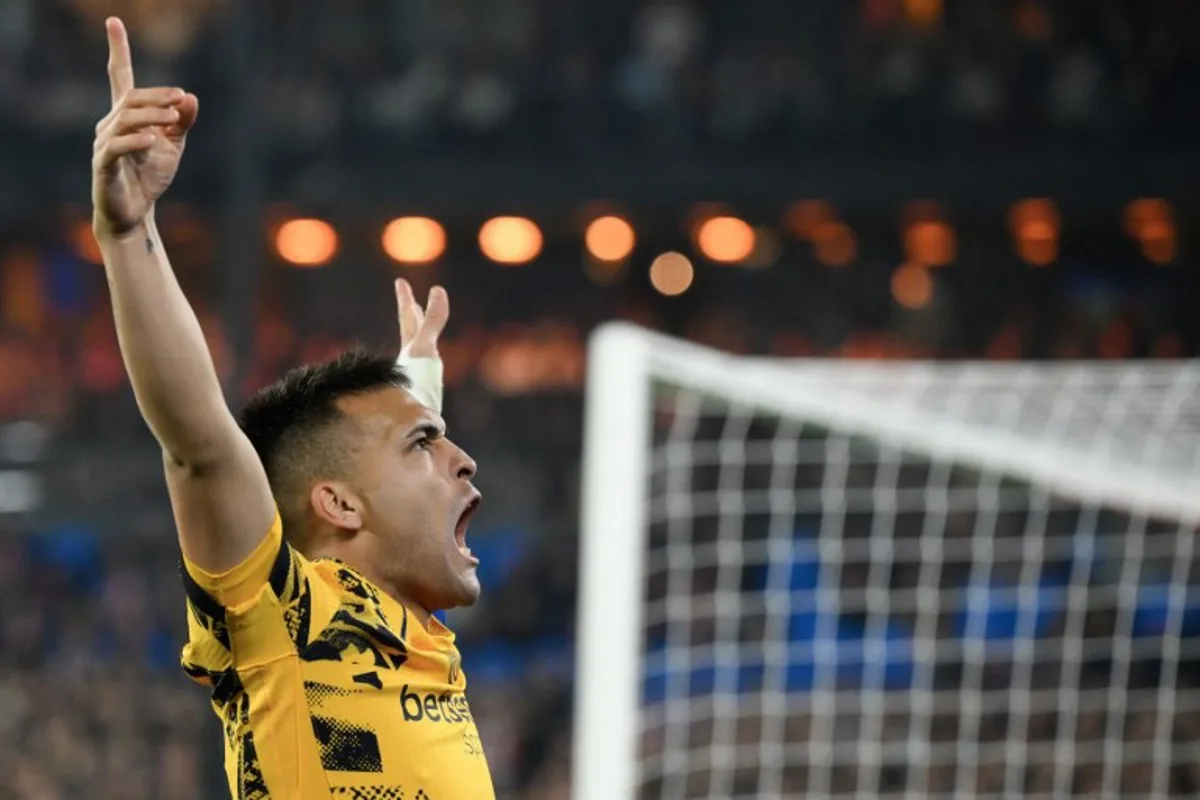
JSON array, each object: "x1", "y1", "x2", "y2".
[{"x1": 340, "y1": 388, "x2": 482, "y2": 612}]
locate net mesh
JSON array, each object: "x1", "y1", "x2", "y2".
[{"x1": 635, "y1": 363, "x2": 1200, "y2": 799}]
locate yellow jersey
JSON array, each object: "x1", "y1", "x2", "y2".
[{"x1": 180, "y1": 514, "x2": 496, "y2": 800}]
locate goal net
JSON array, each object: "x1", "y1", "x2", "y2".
[{"x1": 573, "y1": 323, "x2": 1200, "y2": 800}]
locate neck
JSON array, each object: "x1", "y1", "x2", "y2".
[
  {"x1": 306, "y1": 538, "x2": 436, "y2": 630},
  {"x1": 371, "y1": 575, "x2": 435, "y2": 630}
]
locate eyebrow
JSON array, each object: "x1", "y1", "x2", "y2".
[{"x1": 406, "y1": 421, "x2": 445, "y2": 441}]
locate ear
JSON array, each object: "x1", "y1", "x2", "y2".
[{"x1": 310, "y1": 482, "x2": 365, "y2": 533}]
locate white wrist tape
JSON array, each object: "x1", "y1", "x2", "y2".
[{"x1": 396, "y1": 352, "x2": 444, "y2": 414}]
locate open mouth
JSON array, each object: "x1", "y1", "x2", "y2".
[{"x1": 454, "y1": 495, "x2": 481, "y2": 565}]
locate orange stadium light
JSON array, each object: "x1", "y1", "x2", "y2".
[
  {"x1": 275, "y1": 218, "x2": 338, "y2": 267},
  {"x1": 1141, "y1": 226, "x2": 1177, "y2": 265},
  {"x1": 1123, "y1": 199, "x2": 1176, "y2": 265},
  {"x1": 783, "y1": 200, "x2": 837, "y2": 241},
  {"x1": 1009, "y1": 198, "x2": 1060, "y2": 232},
  {"x1": 1016, "y1": 228, "x2": 1058, "y2": 266},
  {"x1": 904, "y1": 0, "x2": 943, "y2": 25},
  {"x1": 649, "y1": 252, "x2": 694, "y2": 296},
  {"x1": 891, "y1": 263, "x2": 934, "y2": 310},
  {"x1": 479, "y1": 217, "x2": 543, "y2": 265},
  {"x1": 1009, "y1": 199, "x2": 1060, "y2": 267},
  {"x1": 1123, "y1": 198, "x2": 1172, "y2": 239},
  {"x1": 904, "y1": 220, "x2": 956, "y2": 268},
  {"x1": 383, "y1": 217, "x2": 446, "y2": 265},
  {"x1": 584, "y1": 216, "x2": 636, "y2": 263},
  {"x1": 812, "y1": 222, "x2": 858, "y2": 267},
  {"x1": 696, "y1": 216, "x2": 755, "y2": 264}
]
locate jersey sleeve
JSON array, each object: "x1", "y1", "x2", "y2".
[{"x1": 179, "y1": 513, "x2": 339, "y2": 684}]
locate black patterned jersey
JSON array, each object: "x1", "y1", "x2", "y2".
[{"x1": 180, "y1": 514, "x2": 495, "y2": 800}]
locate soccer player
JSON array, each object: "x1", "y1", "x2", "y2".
[{"x1": 91, "y1": 17, "x2": 495, "y2": 799}]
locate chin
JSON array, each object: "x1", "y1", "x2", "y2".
[
  {"x1": 435, "y1": 570, "x2": 481, "y2": 610},
  {"x1": 456, "y1": 572, "x2": 482, "y2": 606}
]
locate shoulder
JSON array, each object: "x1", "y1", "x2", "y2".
[{"x1": 311, "y1": 558, "x2": 375, "y2": 596}]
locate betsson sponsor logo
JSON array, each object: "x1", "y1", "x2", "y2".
[{"x1": 400, "y1": 684, "x2": 474, "y2": 724}]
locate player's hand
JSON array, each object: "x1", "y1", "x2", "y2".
[
  {"x1": 396, "y1": 279, "x2": 449, "y2": 359},
  {"x1": 91, "y1": 17, "x2": 199, "y2": 238}
]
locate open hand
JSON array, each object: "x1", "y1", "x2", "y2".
[
  {"x1": 396, "y1": 279, "x2": 449, "y2": 359},
  {"x1": 91, "y1": 17, "x2": 199, "y2": 237}
]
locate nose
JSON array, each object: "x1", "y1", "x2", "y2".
[{"x1": 452, "y1": 442, "x2": 477, "y2": 481}]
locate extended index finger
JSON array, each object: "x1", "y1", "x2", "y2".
[
  {"x1": 106, "y1": 17, "x2": 135, "y2": 105},
  {"x1": 395, "y1": 279, "x2": 421, "y2": 345}
]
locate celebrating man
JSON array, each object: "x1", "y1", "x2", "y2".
[{"x1": 92, "y1": 17, "x2": 495, "y2": 799}]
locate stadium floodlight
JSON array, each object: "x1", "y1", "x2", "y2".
[
  {"x1": 695, "y1": 216, "x2": 755, "y2": 264},
  {"x1": 383, "y1": 216, "x2": 446, "y2": 265},
  {"x1": 275, "y1": 218, "x2": 338, "y2": 267},
  {"x1": 574, "y1": 323, "x2": 1200, "y2": 799},
  {"x1": 586, "y1": 216, "x2": 637, "y2": 263},
  {"x1": 479, "y1": 216, "x2": 543, "y2": 265},
  {"x1": 649, "y1": 252, "x2": 695, "y2": 297}
]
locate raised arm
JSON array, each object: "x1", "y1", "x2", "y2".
[{"x1": 93, "y1": 18, "x2": 273, "y2": 579}]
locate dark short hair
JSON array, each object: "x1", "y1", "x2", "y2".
[{"x1": 239, "y1": 348, "x2": 410, "y2": 543}]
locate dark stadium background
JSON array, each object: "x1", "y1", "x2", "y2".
[{"x1": 0, "y1": 1, "x2": 1197, "y2": 797}]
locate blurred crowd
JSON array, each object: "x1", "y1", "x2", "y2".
[{"x1": 0, "y1": 0, "x2": 1197, "y2": 163}]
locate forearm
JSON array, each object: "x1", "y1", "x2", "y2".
[{"x1": 99, "y1": 215, "x2": 238, "y2": 466}]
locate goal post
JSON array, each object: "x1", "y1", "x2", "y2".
[
  {"x1": 575, "y1": 323, "x2": 653, "y2": 800},
  {"x1": 573, "y1": 322, "x2": 1200, "y2": 799}
]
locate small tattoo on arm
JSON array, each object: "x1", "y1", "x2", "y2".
[{"x1": 145, "y1": 237, "x2": 154, "y2": 253}]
